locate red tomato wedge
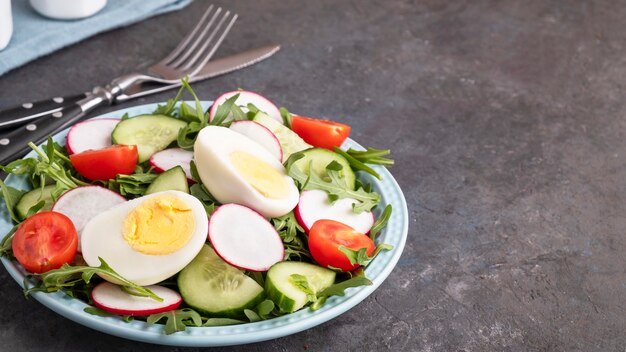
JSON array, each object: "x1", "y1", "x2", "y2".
[
  {"x1": 308, "y1": 219, "x2": 375, "y2": 271},
  {"x1": 70, "y1": 145, "x2": 138, "y2": 181},
  {"x1": 12, "y1": 211, "x2": 78, "y2": 273},
  {"x1": 291, "y1": 116, "x2": 351, "y2": 150}
]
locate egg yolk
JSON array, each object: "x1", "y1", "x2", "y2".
[
  {"x1": 230, "y1": 151, "x2": 290, "y2": 199},
  {"x1": 123, "y1": 195, "x2": 195, "y2": 255}
]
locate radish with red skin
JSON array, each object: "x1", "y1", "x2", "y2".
[
  {"x1": 295, "y1": 189, "x2": 375, "y2": 234},
  {"x1": 91, "y1": 282, "x2": 182, "y2": 316},
  {"x1": 229, "y1": 120, "x2": 283, "y2": 161},
  {"x1": 52, "y1": 186, "x2": 126, "y2": 252},
  {"x1": 66, "y1": 118, "x2": 120, "y2": 154},
  {"x1": 149, "y1": 148, "x2": 194, "y2": 182},
  {"x1": 209, "y1": 90, "x2": 282, "y2": 124},
  {"x1": 208, "y1": 203, "x2": 284, "y2": 272}
]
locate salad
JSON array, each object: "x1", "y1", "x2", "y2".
[{"x1": 0, "y1": 80, "x2": 394, "y2": 334}]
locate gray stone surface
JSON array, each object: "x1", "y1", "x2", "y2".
[{"x1": 0, "y1": 0, "x2": 624, "y2": 351}]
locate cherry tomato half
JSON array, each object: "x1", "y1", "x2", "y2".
[
  {"x1": 308, "y1": 219, "x2": 375, "y2": 271},
  {"x1": 12, "y1": 211, "x2": 78, "y2": 273},
  {"x1": 70, "y1": 144, "x2": 138, "y2": 181},
  {"x1": 291, "y1": 116, "x2": 351, "y2": 150}
]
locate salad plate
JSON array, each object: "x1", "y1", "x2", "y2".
[{"x1": 0, "y1": 101, "x2": 408, "y2": 347}]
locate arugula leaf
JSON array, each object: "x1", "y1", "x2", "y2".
[
  {"x1": 279, "y1": 107, "x2": 293, "y2": 129},
  {"x1": 210, "y1": 93, "x2": 244, "y2": 126},
  {"x1": 27, "y1": 139, "x2": 87, "y2": 190},
  {"x1": 289, "y1": 274, "x2": 317, "y2": 303},
  {"x1": 286, "y1": 156, "x2": 380, "y2": 213},
  {"x1": 338, "y1": 243, "x2": 394, "y2": 267},
  {"x1": 147, "y1": 308, "x2": 202, "y2": 335},
  {"x1": 0, "y1": 178, "x2": 26, "y2": 223},
  {"x1": 311, "y1": 275, "x2": 373, "y2": 310},
  {"x1": 84, "y1": 307, "x2": 133, "y2": 322},
  {"x1": 370, "y1": 204, "x2": 392, "y2": 239},
  {"x1": 153, "y1": 84, "x2": 186, "y2": 116},
  {"x1": 272, "y1": 212, "x2": 310, "y2": 260},
  {"x1": 344, "y1": 147, "x2": 394, "y2": 166},
  {"x1": 0, "y1": 225, "x2": 18, "y2": 258},
  {"x1": 202, "y1": 317, "x2": 245, "y2": 327},
  {"x1": 26, "y1": 257, "x2": 162, "y2": 302},
  {"x1": 189, "y1": 183, "x2": 217, "y2": 216},
  {"x1": 0, "y1": 157, "x2": 37, "y2": 176}
]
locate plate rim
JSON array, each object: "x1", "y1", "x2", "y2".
[{"x1": 0, "y1": 101, "x2": 409, "y2": 347}]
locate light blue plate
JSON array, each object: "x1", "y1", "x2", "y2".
[{"x1": 0, "y1": 102, "x2": 408, "y2": 347}]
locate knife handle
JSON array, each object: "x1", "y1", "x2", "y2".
[
  {"x1": 0, "y1": 104, "x2": 85, "y2": 165},
  {"x1": 0, "y1": 93, "x2": 88, "y2": 131}
]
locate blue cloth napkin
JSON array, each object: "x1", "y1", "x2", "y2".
[{"x1": 0, "y1": 0, "x2": 192, "y2": 76}]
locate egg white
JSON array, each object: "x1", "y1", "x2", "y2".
[
  {"x1": 194, "y1": 126, "x2": 299, "y2": 218},
  {"x1": 80, "y1": 190, "x2": 208, "y2": 286}
]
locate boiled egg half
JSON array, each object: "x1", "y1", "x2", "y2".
[
  {"x1": 81, "y1": 190, "x2": 208, "y2": 286},
  {"x1": 194, "y1": 126, "x2": 299, "y2": 218}
]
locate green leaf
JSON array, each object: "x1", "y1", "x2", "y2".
[
  {"x1": 147, "y1": 308, "x2": 202, "y2": 334},
  {"x1": 108, "y1": 172, "x2": 157, "y2": 197},
  {"x1": 84, "y1": 307, "x2": 133, "y2": 322},
  {"x1": 279, "y1": 107, "x2": 293, "y2": 129},
  {"x1": 0, "y1": 178, "x2": 26, "y2": 223},
  {"x1": 244, "y1": 309, "x2": 261, "y2": 322},
  {"x1": 285, "y1": 157, "x2": 380, "y2": 213},
  {"x1": 202, "y1": 318, "x2": 244, "y2": 327},
  {"x1": 153, "y1": 85, "x2": 186, "y2": 116},
  {"x1": 333, "y1": 147, "x2": 381, "y2": 179},
  {"x1": 289, "y1": 274, "x2": 317, "y2": 303},
  {"x1": 210, "y1": 93, "x2": 242, "y2": 126},
  {"x1": 338, "y1": 243, "x2": 394, "y2": 267},
  {"x1": 189, "y1": 182, "x2": 218, "y2": 217},
  {"x1": 370, "y1": 204, "x2": 392, "y2": 239},
  {"x1": 28, "y1": 258, "x2": 162, "y2": 302},
  {"x1": 255, "y1": 299, "x2": 275, "y2": 319},
  {"x1": 316, "y1": 275, "x2": 373, "y2": 300},
  {"x1": 0, "y1": 225, "x2": 18, "y2": 258},
  {"x1": 0, "y1": 158, "x2": 37, "y2": 175},
  {"x1": 345, "y1": 147, "x2": 395, "y2": 166}
]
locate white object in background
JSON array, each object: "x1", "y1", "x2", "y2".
[
  {"x1": 0, "y1": 0, "x2": 12, "y2": 51},
  {"x1": 30, "y1": 0, "x2": 107, "y2": 20}
]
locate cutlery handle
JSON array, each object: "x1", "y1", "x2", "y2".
[
  {"x1": 0, "y1": 104, "x2": 85, "y2": 165},
  {"x1": 0, "y1": 93, "x2": 88, "y2": 131}
]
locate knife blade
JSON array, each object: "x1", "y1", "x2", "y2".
[
  {"x1": 0, "y1": 44, "x2": 280, "y2": 165},
  {"x1": 0, "y1": 45, "x2": 280, "y2": 131}
]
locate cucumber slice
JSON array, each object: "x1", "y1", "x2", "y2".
[
  {"x1": 265, "y1": 261, "x2": 336, "y2": 313},
  {"x1": 15, "y1": 185, "x2": 56, "y2": 220},
  {"x1": 253, "y1": 112, "x2": 312, "y2": 161},
  {"x1": 178, "y1": 244, "x2": 265, "y2": 317},
  {"x1": 145, "y1": 166, "x2": 189, "y2": 194},
  {"x1": 292, "y1": 148, "x2": 356, "y2": 190},
  {"x1": 111, "y1": 115, "x2": 187, "y2": 162}
]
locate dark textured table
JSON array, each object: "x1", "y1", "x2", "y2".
[{"x1": 1, "y1": 1, "x2": 623, "y2": 351}]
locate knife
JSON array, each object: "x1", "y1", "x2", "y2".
[
  {"x1": 0, "y1": 45, "x2": 280, "y2": 165},
  {"x1": 0, "y1": 44, "x2": 280, "y2": 131}
]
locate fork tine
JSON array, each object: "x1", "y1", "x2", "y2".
[
  {"x1": 160, "y1": 4, "x2": 216, "y2": 65},
  {"x1": 178, "y1": 11, "x2": 238, "y2": 73}
]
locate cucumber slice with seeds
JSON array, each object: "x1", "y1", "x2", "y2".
[
  {"x1": 111, "y1": 115, "x2": 187, "y2": 162},
  {"x1": 178, "y1": 245, "x2": 265, "y2": 318}
]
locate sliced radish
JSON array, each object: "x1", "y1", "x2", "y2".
[
  {"x1": 66, "y1": 118, "x2": 120, "y2": 154},
  {"x1": 209, "y1": 90, "x2": 282, "y2": 124},
  {"x1": 52, "y1": 186, "x2": 126, "y2": 252},
  {"x1": 149, "y1": 148, "x2": 194, "y2": 182},
  {"x1": 295, "y1": 189, "x2": 375, "y2": 234},
  {"x1": 208, "y1": 203, "x2": 284, "y2": 272},
  {"x1": 91, "y1": 282, "x2": 182, "y2": 316},
  {"x1": 229, "y1": 120, "x2": 283, "y2": 161}
]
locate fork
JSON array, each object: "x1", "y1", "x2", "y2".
[{"x1": 0, "y1": 5, "x2": 237, "y2": 165}]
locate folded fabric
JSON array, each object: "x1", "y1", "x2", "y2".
[{"x1": 0, "y1": 0, "x2": 192, "y2": 76}]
